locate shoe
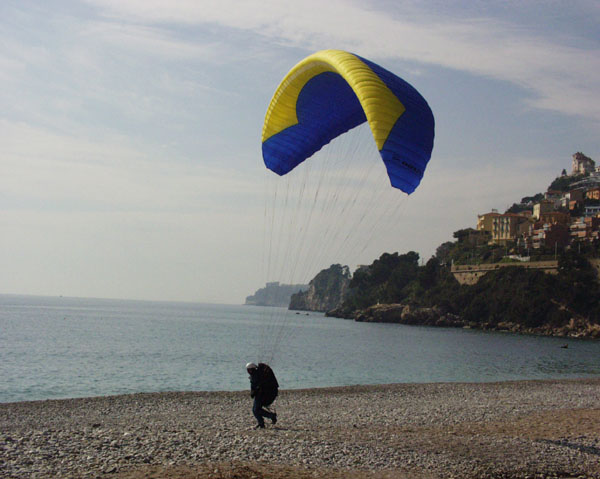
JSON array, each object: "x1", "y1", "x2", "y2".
[
  {"x1": 255, "y1": 423, "x2": 265, "y2": 429},
  {"x1": 271, "y1": 413, "x2": 277, "y2": 425}
]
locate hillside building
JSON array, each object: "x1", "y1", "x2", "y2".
[
  {"x1": 586, "y1": 187, "x2": 600, "y2": 201},
  {"x1": 585, "y1": 206, "x2": 600, "y2": 217},
  {"x1": 572, "y1": 152, "x2": 595, "y2": 175},
  {"x1": 531, "y1": 223, "x2": 570, "y2": 250},
  {"x1": 570, "y1": 216, "x2": 600, "y2": 243},
  {"x1": 538, "y1": 211, "x2": 570, "y2": 226},
  {"x1": 533, "y1": 200, "x2": 555, "y2": 220},
  {"x1": 491, "y1": 213, "x2": 531, "y2": 245},
  {"x1": 476, "y1": 211, "x2": 500, "y2": 235},
  {"x1": 455, "y1": 228, "x2": 490, "y2": 246},
  {"x1": 562, "y1": 188, "x2": 584, "y2": 208}
]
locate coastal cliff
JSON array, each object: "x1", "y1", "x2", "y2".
[{"x1": 289, "y1": 264, "x2": 350, "y2": 312}]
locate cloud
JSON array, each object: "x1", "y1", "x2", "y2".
[
  {"x1": 81, "y1": 21, "x2": 219, "y2": 60},
  {"x1": 84, "y1": 0, "x2": 600, "y2": 122},
  {"x1": 0, "y1": 120, "x2": 263, "y2": 214}
]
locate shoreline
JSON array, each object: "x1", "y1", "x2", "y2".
[
  {"x1": 327, "y1": 303, "x2": 600, "y2": 340},
  {"x1": 2, "y1": 378, "x2": 599, "y2": 478},
  {"x1": 4, "y1": 374, "x2": 599, "y2": 406}
]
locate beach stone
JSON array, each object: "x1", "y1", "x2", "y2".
[{"x1": 1, "y1": 380, "x2": 600, "y2": 478}]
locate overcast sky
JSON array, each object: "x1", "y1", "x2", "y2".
[{"x1": 2, "y1": 0, "x2": 599, "y2": 304}]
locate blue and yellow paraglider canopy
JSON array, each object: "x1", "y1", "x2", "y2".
[{"x1": 262, "y1": 49, "x2": 434, "y2": 195}]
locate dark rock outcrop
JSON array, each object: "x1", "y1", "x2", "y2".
[
  {"x1": 341, "y1": 303, "x2": 600, "y2": 339},
  {"x1": 353, "y1": 304, "x2": 465, "y2": 327}
]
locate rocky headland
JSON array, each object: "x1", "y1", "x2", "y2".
[
  {"x1": 328, "y1": 303, "x2": 600, "y2": 339},
  {"x1": 289, "y1": 264, "x2": 350, "y2": 312}
]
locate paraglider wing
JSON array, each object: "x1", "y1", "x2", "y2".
[{"x1": 262, "y1": 49, "x2": 435, "y2": 194}]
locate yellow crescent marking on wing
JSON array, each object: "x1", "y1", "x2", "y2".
[{"x1": 262, "y1": 49, "x2": 405, "y2": 150}]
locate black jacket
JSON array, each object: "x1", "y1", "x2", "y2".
[{"x1": 249, "y1": 363, "x2": 279, "y2": 406}]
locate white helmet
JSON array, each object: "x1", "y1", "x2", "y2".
[{"x1": 245, "y1": 362, "x2": 258, "y2": 370}]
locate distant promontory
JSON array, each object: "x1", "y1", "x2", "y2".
[{"x1": 245, "y1": 282, "x2": 308, "y2": 307}]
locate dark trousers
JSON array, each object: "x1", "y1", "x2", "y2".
[{"x1": 253, "y1": 397, "x2": 275, "y2": 426}]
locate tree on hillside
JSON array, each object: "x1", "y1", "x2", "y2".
[
  {"x1": 557, "y1": 252, "x2": 600, "y2": 318},
  {"x1": 455, "y1": 267, "x2": 566, "y2": 328},
  {"x1": 435, "y1": 241, "x2": 454, "y2": 264},
  {"x1": 549, "y1": 173, "x2": 588, "y2": 192},
  {"x1": 383, "y1": 252, "x2": 420, "y2": 303},
  {"x1": 522, "y1": 193, "x2": 544, "y2": 204},
  {"x1": 345, "y1": 252, "x2": 420, "y2": 309}
]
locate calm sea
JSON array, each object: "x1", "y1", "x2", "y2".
[{"x1": 1, "y1": 294, "x2": 599, "y2": 403}]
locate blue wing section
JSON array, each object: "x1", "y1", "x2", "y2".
[
  {"x1": 262, "y1": 72, "x2": 365, "y2": 176},
  {"x1": 358, "y1": 56, "x2": 435, "y2": 194}
]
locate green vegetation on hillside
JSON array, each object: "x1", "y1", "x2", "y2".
[
  {"x1": 436, "y1": 240, "x2": 507, "y2": 265},
  {"x1": 338, "y1": 252, "x2": 460, "y2": 315},
  {"x1": 549, "y1": 173, "x2": 589, "y2": 192},
  {"x1": 506, "y1": 193, "x2": 544, "y2": 214},
  {"x1": 336, "y1": 251, "x2": 600, "y2": 329}
]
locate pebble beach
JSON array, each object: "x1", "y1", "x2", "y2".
[{"x1": 1, "y1": 378, "x2": 599, "y2": 479}]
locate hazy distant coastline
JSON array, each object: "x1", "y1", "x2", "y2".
[{"x1": 244, "y1": 281, "x2": 308, "y2": 307}]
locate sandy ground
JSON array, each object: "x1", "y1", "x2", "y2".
[{"x1": 1, "y1": 379, "x2": 599, "y2": 478}]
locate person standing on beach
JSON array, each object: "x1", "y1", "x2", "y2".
[{"x1": 246, "y1": 362, "x2": 278, "y2": 429}]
